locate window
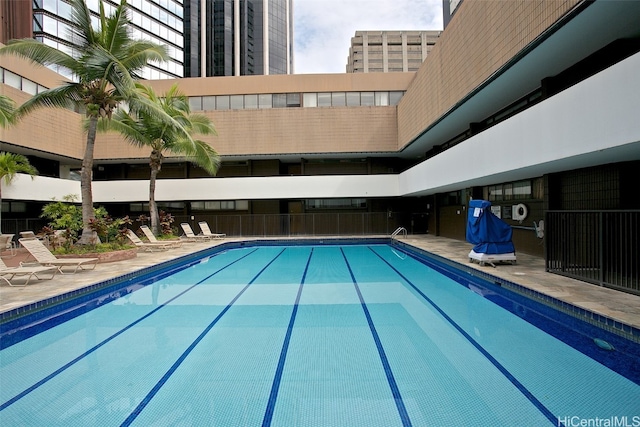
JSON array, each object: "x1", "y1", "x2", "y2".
[
  {"x1": 230, "y1": 95, "x2": 244, "y2": 109},
  {"x1": 317, "y1": 93, "x2": 331, "y2": 107},
  {"x1": 303, "y1": 93, "x2": 317, "y2": 107},
  {"x1": 216, "y1": 95, "x2": 230, "y2": 110},
  {"x1": 244, "y1": 94, "x2": 258, "y2": 109},
  {"x1": 258, "y1": 94, "x2": 272, "y2": 108},
  {"x1": 346, "y1": 92, "x2": 360, "y2": 106},
  {"x1": 189, "y1": 96, "x2": 202, "y2": 111},
  {"x1": 331, "y1": 92, "x2": 346, "y2": 107},
  {"x1": 306, "y1": 199, "x2": 367, "y2": 209},
  {"x1": 202, "y1": 96, "x2": 216, "y2": 110}
]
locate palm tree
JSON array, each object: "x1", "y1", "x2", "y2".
[
  {"x1": 0, "y1": 0, "x2": 168, "y2": 244},
  {"x1": 0, "y1": 152, "x2": 38, "y2": 233},
  {"x1": 0, "y1": 95, "x2": 16, "y2": 128},
  {"x1": 103, "y1": 83, "x2": 219, "y2": 235}
]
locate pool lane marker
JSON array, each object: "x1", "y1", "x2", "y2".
[
  {"x1": 261, "y1": 248, "x2": 314, "y2": 427},
  {"x1": 368, "y1": 246, "x2": 561, "y2": 427},
  {"x1": 121, "y1": 247, "x2": 287, "y2": 426},
  {"x1": 341, "y1": 247, "x2": 414, "y2": 427},
  {"x1": 0, "y1": 248, "x2": 259, "y2": 412}
]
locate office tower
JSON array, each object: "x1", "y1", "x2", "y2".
[
  {"x1": 0, "y1": 0, "x2": 186, "y2": 80},
  {"x1": 346, "y1": 30, "x2": 441, "y2": 73},
  {"x1": 185, "y1": 0, "x2": 293, "y2": 77}
]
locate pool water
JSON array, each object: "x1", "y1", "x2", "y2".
[{"x1": 1, "y1": 244, "x2": 638, "y2": 426}]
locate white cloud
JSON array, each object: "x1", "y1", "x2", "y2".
[{"x1": 293, "y1": 0, "x2": 443, "y2": 74}]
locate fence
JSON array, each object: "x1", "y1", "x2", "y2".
[
  {"x1": 0, "y1": 212, "x2": 400, "y2": 240},
  {"x1": 546, "y1": 210, "x2": 639, "y2": 295},
  {"x1": 175, "y1": 212, "x2": 399, "y2": 237}
]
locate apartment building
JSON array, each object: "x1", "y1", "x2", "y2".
[
  {"x1": 346, "y1": 30, "x2": 441, "y2": 73},
  {"x1": 1, "y1": 0, "x2": 639, "y2": 293}
]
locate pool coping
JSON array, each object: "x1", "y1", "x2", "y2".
[{"x1": 1, "y1": 237, "x2": 639, "y2": 344}]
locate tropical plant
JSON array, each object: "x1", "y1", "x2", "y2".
[
  {"x1": 41, "y1": 195, "x2": 132, "y2": 251},
  {"x1": 0, "y1": 0, "x2": 169, "y2": 244},
  {"x1": 0, "y1": 95, "x2": 16, "y2": 128},
  {"x1": 103, "y1": 83, "x2": 219, "y2": 235},
  {"x1": 0, "y1": 152, "x2": 38, "y2": 233}
]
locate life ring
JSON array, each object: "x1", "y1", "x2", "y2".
[{"x1": 514, "y1": 203, "x2": 528, "y2": 221}]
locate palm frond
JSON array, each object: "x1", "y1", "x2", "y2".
[
  {"x1": 103, "y1": 0, "x2": 130, "y2": 54},
  {"x1": 0, "y1": 39, "x2": 79, "y2": 71},
  {"x1": 14, "y1": 84, "x2": 82, "y2": 118},
  {"x1": 0, "y1": 95, "x2": 17, "y2": 127},
  {"x1": 168, "y1": 139, "x2": 220, "y2": 175},
  {"x1": 68, "y1": 0, "x2": 95, "y2": 47},
  {"x1": 189, "y1": 114, "x2": 218, "y2": 136}
]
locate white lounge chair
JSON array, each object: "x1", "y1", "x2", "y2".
[
  {"x1": 180, "y1": 223, "x2": 215, "y2": 241},
  {"x1": 126, "y1": 229, "x2": 172, "y2": 252},
  {"x1": 198, "y1": 221, "x2": 226, "y2": 239},
  {"x1": 0, "y1": 257, "x2": 57, "y2": 286},
  {"x1": 139, "y1": 225, "x2": 183, "y2": 248},
  {"x1": 18, "y1": 238, "x2": 99, "y2": 274},
  {"x1": 0, "y1": 233, "x2": 16, "y2": 256}
]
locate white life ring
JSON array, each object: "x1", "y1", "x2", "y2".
[{"x1": 514, "y1": 203, "x2": 528, "y2": 221}]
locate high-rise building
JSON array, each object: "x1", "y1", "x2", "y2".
[
  {"x1": 0, "y1": 0, "x2": 186, "y2": 80},
  {"x1": 346, "y1": 31, "x2": 440, "y2": 73},
  {"x1": 185, "y1": 0, "x2": 293, "y2": 77},
  {"x1": 1, "y1": 0, "x2": 293, "y2": 79}
]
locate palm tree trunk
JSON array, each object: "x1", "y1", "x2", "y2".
[
  {"x1": 149, "y1": 162, "x2": 160, "y2": 235},
  {"x1": 78, "y1": 116, "x2": 98, "y2": 245}
]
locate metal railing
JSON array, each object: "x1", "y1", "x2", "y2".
[
  {"x1": 1, "y1": 212, "x2": 402, "y2": 240},
  {"x1": 391, "y1": 226, "x2": 407, "y2": 239},
  {"x1": 546, "y1": 210, "x2": 639, "y2": 295}
]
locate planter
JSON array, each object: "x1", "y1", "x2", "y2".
[{"x1": 56, "y1": 248, "x2": 138, "y2": 263}]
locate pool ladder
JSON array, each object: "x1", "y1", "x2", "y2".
[{"x1": 391, "y1": 226, "x2": 407, "y2": 240}]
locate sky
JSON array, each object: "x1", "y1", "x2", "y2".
[{"x1": 293, "y1": 0, "x2": 444, "y2": 74}]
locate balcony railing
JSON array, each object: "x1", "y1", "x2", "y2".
[{"x1": 546, "y1": 210, "x2": 639, "y2": 295}]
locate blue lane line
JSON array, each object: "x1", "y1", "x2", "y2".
[
  {"x1": 369, "y1": 246, "x2": 561, "y2": 427},
  {"x1": 261, "y1": 248, "x2": 314, "y2": 427},
  {"x1": 121, "y1": 248, "x2": 287, "y2": 426},
  {"x1": 341, "y1": 248, "x2": 413, "y2": 427},
  {"x1": 0, "y1": 248, "x2": 258, "y2": 412}
]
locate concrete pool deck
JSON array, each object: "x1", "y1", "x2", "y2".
[{"x1": 1, "y1": 235, "x2": 639, "y2": 337}]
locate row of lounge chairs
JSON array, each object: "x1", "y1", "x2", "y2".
[
  {"x1": 0, "y1": 221, "x2": 225, "y2": 286},
  {"x1": 126, "y1": 222, "x2": 226, "y2": 251}
]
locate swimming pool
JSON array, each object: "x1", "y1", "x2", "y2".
[{"x1": 1, "y1": 242, "x2": 639, "y2": 426}]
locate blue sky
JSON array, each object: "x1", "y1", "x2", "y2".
[{"x1": 293, "y1": 0, "x2": 444, "y2": 74}]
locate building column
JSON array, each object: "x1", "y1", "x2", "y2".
[
  {"x1": 382, "y1": 32, "x2": 388, "y2": 73},
  {"x1": 263, "y1": 0, "x2": 269, "y2": 75},
  {"x1": 200, "y1": 0, "x2": 206, "y2": 77},
  {"x1": 234, "y1": 0, "x2": 240, "y2": 76},
  {"x1": 402, "y1": 32, "x2": 408, "y2": 72}
]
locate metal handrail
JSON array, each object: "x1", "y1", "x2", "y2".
[{"x1": 391, "y1": 226, "x2": 407, "y2": 239}]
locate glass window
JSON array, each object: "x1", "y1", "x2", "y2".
[
  {"x1": 286, "y1": 93, "x2": 300, "y2": 107},
  {"x1": 389, "y1": 91, "x2": 403, "y2": 105},
  {"x1": 244, "y1": 94, "x2": 258, "y2": 109},
  {"x1": 273, "y1": 94, "x2": 286, "y2": 108},
  {"x1": 236, "y1": 200, "x2": 249, "y2": 210},
  {"x1": 258, "y1": 94, "x2": 272, "y2": 108},
  {"x1": 220, "y1": 201, "x2": 235, "y2": 210},
  {"x1": 317, "y1": 93, "x2": 331, "y2": 107},
  {"x1": 43, "y1": 15, "x2": 58, "y2": 34},
  {"x1": 331, "y1": 92, "x2": 346, "y2": 107},
  {"x1": 375, "y1": 92, "x2": 389, "y2": 106},
  {"x1": 346, "y1": 92, "x2": 360, "y2": 106},
  {"x1": 361, "y1": 92, "x2": 374, "y2": 106},
  {"x1": 205, "y1": 201, "x2": 221, "y2": 210},
  {"x1": 230, "y1": 95, "x2": 243, "y2": 109},
  {"x1": 37, "y1": 84, "x2": 47, "y2": 93},
  {"x1": 43, "y1": 0, "x2": 56, "y2": 12},
  {"x1": 216, "y1": 95, "x2": 230, "y2": 110},
  {"x1": 22, "y1": 79, "x2": 37, "y2": 95},
  {"x1": 189, "y1": 96, "x2": 202, "y2": 111},
  {"x1": 4, "y1": 70, "x2": 21, "y2": 89},
  {"x1": 303, "y1": 93, "x2": 317, "y2": 107},
  {"x1": 201, "y1": 96, "x2": 215, "y2": 110},
  {"x1": 514, "y1": 180, "x2": 532, "y2": 198}
]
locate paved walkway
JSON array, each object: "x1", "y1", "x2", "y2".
[{"x1": 1, "y1": 235, "x2": 639, "y2": 336}]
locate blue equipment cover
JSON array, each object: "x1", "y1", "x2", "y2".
[{"x1": 466, "y1": 199, "x2": 515, "y2": 255}]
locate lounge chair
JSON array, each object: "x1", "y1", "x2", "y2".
[
  {"x1": 18, "y1": 238, "x2": 99, "y2": 274},
  {"x1": 139, "y1": 225, "x2": 183, "y2": 248},
  {"x1": 180, "y1": 223, "x2": 215, "y2": 241},
  {"x1": 0, "y1": 233, "x2": 16, "y2": 256},
  {"x1": 198, "y1": 221, "x2": 226, "y2": 239},
  {"x1": 0, "y1": 257, "x2": 57, "y2": 286},
  {"x1": 126, "y1": 229, "x2": 172, "y2": 252}
]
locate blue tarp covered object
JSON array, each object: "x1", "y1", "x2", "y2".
[{"x1": 466, "y1": 199, "x2": 515, "y2": 255}]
